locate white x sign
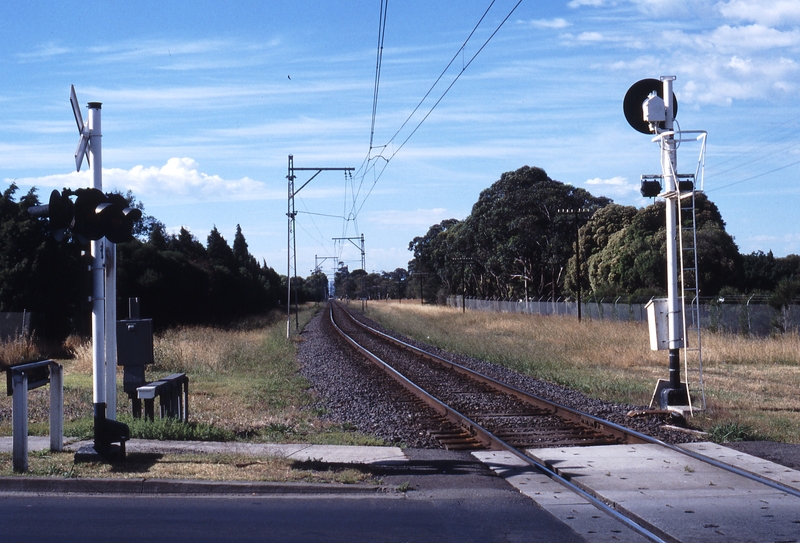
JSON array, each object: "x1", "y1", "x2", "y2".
[{"x1": 70, "y1": 85, "x2": 90, "y2": 172}]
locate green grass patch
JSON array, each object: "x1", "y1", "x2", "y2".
[{"x1": 708, "y1": 421, "x2": 758, "y2": 443}]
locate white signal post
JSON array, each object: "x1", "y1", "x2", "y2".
[
  {"x1": 659, "y1": 77, "x2": 686, "y2": 401},
  {"x1": 629, "y1": 76, "x2": 692, "y2": 408},
  {"x1": 86, "y1": 101, "x2": 108, "y2": 422},
  {"x1": 72, "y1": 86, "x2": 127, "y2": 459}
]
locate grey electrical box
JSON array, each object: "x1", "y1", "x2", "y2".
[
  {"x1": 116, "y1": 319, "x2": 154, "y2": 366},
  {"x1": 645, "y1": 298, "x2": 669, "y2": 351},
  {"x1": 643, "y1": 93, "x2": 666, "y2": 123}
]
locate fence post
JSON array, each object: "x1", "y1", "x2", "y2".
[
  {"x1": 50, "y1": 362, "x2": 64, "y2": 452},
  {"x1": 12, "y1": 372, "x2": 28, "y2": 472}
]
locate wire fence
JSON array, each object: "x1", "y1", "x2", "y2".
[
  {"x1": 0, "y1": 312, "x2": 31, "y2": 341},
  {"x1": 446, "y1": 296, "x2": 798, "y2": 336}
]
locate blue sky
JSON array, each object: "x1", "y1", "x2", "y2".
[{"x1": 2, "y1": 1, "x2": 800, "y2": 280}]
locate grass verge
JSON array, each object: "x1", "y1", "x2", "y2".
[
  {"x1": 0, "y1": 449, "x2": 376, "y2": 484},
  {"x1": 0, "y1": 305, "x2": 387, "y2": 479}
]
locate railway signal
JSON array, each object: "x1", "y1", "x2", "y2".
[
  {"x1": 28, "y1": 188, "x2": 142, "y2": 243},
  {"x1": 69, "y1": 86, "x2": 129, "y2": 461},
  {"x1": 26, "y1": 189, "x2": 74, "y2": 241},
  {"x1": 72, "y1": 189, "x2": 142, "y2": 243},
  {"x1": 624, "y1": 76, "x2": 707, "y2": 411}
]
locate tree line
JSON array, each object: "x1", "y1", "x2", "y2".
[
  {"x1": 405, "y1": 165, "x2": 800, "y2": 310},
  {"x1": 0, "y1": 184, "x2": 326, "y2": 340},
  {"x1": 5, "y1": 164, "x2": 798, "y2": 340}
]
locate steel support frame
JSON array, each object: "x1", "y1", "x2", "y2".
[{"x1": 286, "y1": 155, "x2": 354, "y2": 338}]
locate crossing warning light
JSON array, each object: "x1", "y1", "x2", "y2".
[{"x1": 28, "y1": 188, "x2": 142, "y2": 243}]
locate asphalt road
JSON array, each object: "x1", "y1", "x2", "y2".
[
  {"x1": 0, "y1": 449, "x2": 586, "y2": 543},
  {"x1": 0, "y1": 490, "x2": 583, "y2": 543}
]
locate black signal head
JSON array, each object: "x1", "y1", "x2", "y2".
[{"x1": 623, "y1": 78, "x2": 678, "y2": 134}]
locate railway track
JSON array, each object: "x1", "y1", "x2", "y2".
[
  {"x1": 327, "y1": 301, "x2": 800, "y2": 543},
  {"x1": 330, "y1": 301, "x2": 647, "y2": 451}
]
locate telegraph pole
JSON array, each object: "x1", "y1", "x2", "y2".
[
  {"x1": 286, "y1": 156, "x2": 353, "y2": 338},
  {"x1": 557, "y1": 207, "x2": 593, "y2": 322}
]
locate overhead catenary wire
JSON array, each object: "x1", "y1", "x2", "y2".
[
  {"x1": 296, "y1": 1, "x2": 523, "y2": 279},
  {"x1": 700, "y1": 115, "x2": 800, "y2": 194},
  {"x1": 369, "y1": 0, "x2": 390, "y2": 151},
  {"x1": 347, "y1": 0, "x2": 523, "y2": 228}
]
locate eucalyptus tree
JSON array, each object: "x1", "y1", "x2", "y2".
[
  {"x1": 459, "y1": 166, "x2": 609, "y2": 300},
  {"x1": 407, "y1": 218, "x2": 462, "y2": 302},
  {"x1": 587, "y1": 192, "x2": 741, "y2": 298}
]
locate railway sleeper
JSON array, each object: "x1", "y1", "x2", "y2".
[
  {"x1": 433, "y1": 438, "x2": 484, "y2": 450},
  {"x1": 495, "y1": 431, "x2": 617, "y2": 442},
  {"x1": 473, "y1": 411, "x2": 553, "y2": 418},
  {"x1": 500, "y1": 433, "x2": 615, "y2": 445}
]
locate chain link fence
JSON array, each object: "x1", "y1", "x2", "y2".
[
  {"x1": 0, "y1": 312, "x2": 31, "y2": 341},
  {"x1": 447, "y1": 296, "x2": 797, "y2": 336}
]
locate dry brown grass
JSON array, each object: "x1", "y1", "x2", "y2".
[
  {"x1": 0, "y1": 332, "x2": 41, "y2": 369},
  {"x1": 0, "y1": 306, "x2": 388, "y2": 482},
  {"x1": 365, "y1": 300, "x2": 800, "y2": 443}
]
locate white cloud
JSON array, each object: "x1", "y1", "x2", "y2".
[
  {"x1": 676, "y1": 53, "x2": 799, "y2": 104},
  {"x1": 662, "y1": 24, "x2": 800, "y2": 54},
  {"x1": 526, "y1": 18, "x2": 571, "y2": 30},
  {"x1": 568, "y1": 0, "x2": 607, "y2": 7},
  {"x1": 109, "y1": 158, "x2": 268, "y2": 201},
  {"x1": 711, "y1": 24, "x2": 800, "y2": 52},
  {"x1": 577, "y1": 32, "x2": 606, "y2": 42},
  {"x1": 631, "y1": 0, "x2": 717, "y2": 18},
  {"x1": 584, "y1": 176, "x2": 641, "y2": 200},
  {"x1": 587, "y1": 176, "x2": 627, "y2": 185},
  {"x1": 16, "y1": 42, "x2": 70, "y2": 61},
  {"x1": 6, "y1": 158, "x2": 288, "y2": 205},
  {"x1": 718, "y1": 0, "x2": 800, "y2": 26},
  {"x1": 613, "y1": 21, "x2": 800, "y2": 106}
]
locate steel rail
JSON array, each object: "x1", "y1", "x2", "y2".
[
  {"x1": 335, "y1": 302, "x2": 800, "y2": 501},
  {"x1": 338, "y1": 303, "x2": 649, "y2": 445},
  {"x1": 329, "y1": 305, "x2": 494, "y2": 449},
  {"x1": 329, "y1": 303, "x2": 670, "y2": 543}
]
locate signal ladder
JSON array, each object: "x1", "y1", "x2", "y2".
[
  {"x1": 652, "y1": 129, "x2": 708, "y2": 414},
  {"x1": 677, "y1": 176, "x2": 706, "y2": 413}
]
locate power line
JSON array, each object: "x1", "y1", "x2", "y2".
[
  {"x1": 346, "y1": 0, "x2": 522, "y2": 232},
  {"x1": 706, "y1": 157, "x2": 800, "y2": 193},
  {"x1": 700, "y1": 115, "x2": 800, "y2": 193},
  {"x1": 369, "y1": 0, "x2": 390, "y2": 151},
  {"x1": 350, "y1": 0, "x2": 523, "y2": 221}
]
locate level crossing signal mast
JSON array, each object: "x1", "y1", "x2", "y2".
[
  {"x1": 26, "y1": 85, "x2": 137, "y2": 461},
  {"x1": 28, "y1": 188, "x2": 142, "y2": 243}
]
